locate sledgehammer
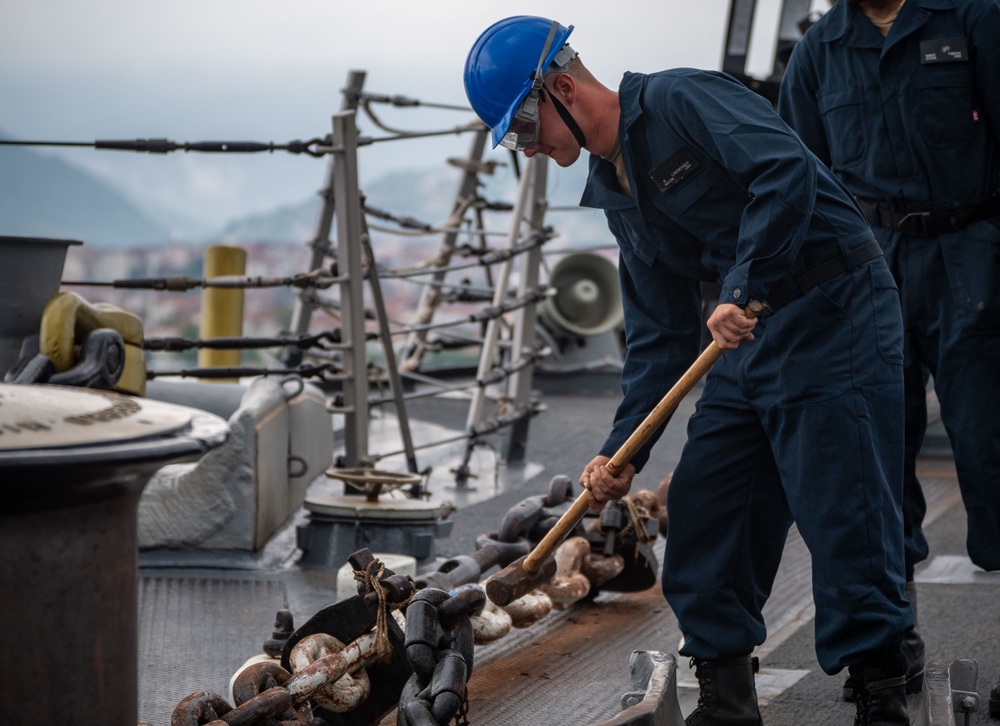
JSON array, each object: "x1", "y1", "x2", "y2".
[{"x1": 485, "y1": 308, "x2": 757, "y2": 607}]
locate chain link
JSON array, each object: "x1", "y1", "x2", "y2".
[
  {"x1": 167, "y1": 478, "x2": 666, "y2": 725},
  {"x1": 453, "y1": 690, "x2": 471, "y2": 726}
]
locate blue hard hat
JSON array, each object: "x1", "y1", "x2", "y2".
[{"x1": 464, "y1": 16, "x2": 574, "y2": 148}]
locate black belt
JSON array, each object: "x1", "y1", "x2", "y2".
[
  {"x1": 751, "y1": 239, "x2": 884, "y2": 315},
  {"x1": 856, "y1": 197, "x2": 1000, "y2": 237}
]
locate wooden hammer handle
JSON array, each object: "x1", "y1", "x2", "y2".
[
  {"x1": 518, "y1": 307, "x2": 756, "y2": 575},
  {"x1": 605, "y1": 304, "x2": 756, "y2": 478},
  {"x1": 521, "y1": 330, "x2": 745, "y2": 573},
  {"x1": 522, "y1": 491, "x2": 593, "y2": 573},
  {"x1": 606, "y1": 341, "x2": 724, "y2": 477}
]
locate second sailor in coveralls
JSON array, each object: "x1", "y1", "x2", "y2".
[
  {"x1": 778, "y1": 0, "x2": 1000, "y2": 701},
  {"x1": 465, "y1": 15, "x2": 913, "y2": 726}
]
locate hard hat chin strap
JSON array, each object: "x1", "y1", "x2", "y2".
[
  {"x1": 533, "y1": 21, "x2": 587, "y2": 151},
  {"x1": 531, "y1": 22, "x2": 561, "y2": 90},
  {"x1": 543, "y1": 86, "x2": 588, "y2": 150}
]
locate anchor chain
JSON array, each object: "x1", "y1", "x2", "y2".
[
  {"x1": 171, "y1": 551, "x2": 414, "y2": 725},
  {"x1": 169, "y1": 475, "x2": 666, "y2": 725},
  {"x1": 476, "y1": 474, "x2": 578, "y2": 565},
  {"x1": 397, "y1": 586, "x2": 482, "y2": 726},
  {"x1": 173, "y1": 627, "x2": 385, "y2": 724}
]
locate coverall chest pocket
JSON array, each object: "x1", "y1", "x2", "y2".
[
  {"x1": 648, "y1": 149, "x2": 724, "y2": 213},
  {"x1": 647, "y1": 152, "x2": 740, "y2": 249},
  {"x1": 914, "y1": 70, "x2": 976, "y2": 148},
  {"x1": 818, "y1": 86, "x2": 868, "y2": 169}
]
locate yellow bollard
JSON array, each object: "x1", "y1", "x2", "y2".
[{"x1": 199, "y1": 245, "x2": 246, "y2": 383}]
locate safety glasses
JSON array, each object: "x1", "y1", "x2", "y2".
[{"x1": 500, "y1": 88, "x2": 544, "y2": 151}]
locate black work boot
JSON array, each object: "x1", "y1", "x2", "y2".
[
  {"x1": 844, "y1": 581, "x2": 924, "y2": 701},
  {"x1": 685, "y1": 655, "x2": 763, "y2": 725},
  {"x1": 847, "y1": 650, "x2": 910, "y2": 726}
]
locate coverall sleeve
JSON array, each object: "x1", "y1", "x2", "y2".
[
  {"x1": 649, "y1": 73, "x2": 818, "y2": 306},
  {"x1": 777, "y1": 43, "x2": 833, "y2": 167},
  {"x1": 597, "y1": 213, "x2": 702, "y2": 473},
  {"x1": 972, "y1": 1, "x2": 1000, "y2": 148}
]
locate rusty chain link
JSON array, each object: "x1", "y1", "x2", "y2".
[{"x1": 168, "y1": 480, "x2": 665, "y2": 725}]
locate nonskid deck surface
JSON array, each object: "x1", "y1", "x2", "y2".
[{"x1": 138, "y1": 388, "x2": 999, "y2": 726}]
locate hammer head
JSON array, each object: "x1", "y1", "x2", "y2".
[{"x1": 484, "y1": 553, "x2": 558, "y2": 606}]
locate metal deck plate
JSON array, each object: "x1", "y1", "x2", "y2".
[{"x1": 137, "y1": 575, "x2": 287, "y2": 726}]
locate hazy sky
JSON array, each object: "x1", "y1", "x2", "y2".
[{"x1": 0, "y1": 0, "x2": 797, "y2": 235}]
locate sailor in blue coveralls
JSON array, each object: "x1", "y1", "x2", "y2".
[
  {"x1": 778, "y1": 0, "x2": 1000, "y2": 704},
  {"x1": 466, "y1": 15, "x2": 913, "y2": 726}
]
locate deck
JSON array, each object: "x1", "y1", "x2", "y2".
[{"x1": 137, "y1": 383, "x2": 1000, "y2": 725}]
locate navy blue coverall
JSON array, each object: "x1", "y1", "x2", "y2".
[
  {"x1": 778, "y1": 0, "x2": 1000, "y2": 574},
  {"x1": 581, "y1": 68, "x2": 911, "y2": 673}
]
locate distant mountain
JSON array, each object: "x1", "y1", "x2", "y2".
[
  {"x1": 212, "y1": 165, "x2": 478, "y2": 244},
  {"x1": 1, "y1": 129, "x2": 614, "y2": 251},
  {"x1": 212, "y1": 198, "x2": 318, "y2": 244},
  {"x1": 210, "y1": 158, "x2": 613, "y2": 250},
  {"x1": 0, "y1": 134, "x2": 171, "y2": 247}
]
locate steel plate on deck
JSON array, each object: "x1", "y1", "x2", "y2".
[{"x1": 138, "y1": 576, "x2": 288, "y2": 726}]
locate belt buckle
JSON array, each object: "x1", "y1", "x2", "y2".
[{"x1": 897, "y1": 211, "x2": 931, "y2": 236}]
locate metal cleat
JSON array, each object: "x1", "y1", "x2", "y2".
[
  {"x1": 914, "y1": 658, "x2": 980, "y2": 726},
  {"x1": 590, "y1": 651, "x2": 685, "y2": 725}
]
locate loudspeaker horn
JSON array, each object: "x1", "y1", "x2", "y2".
[{"x1": 540, "y1": 252, "x2": 624, "y2": 338}]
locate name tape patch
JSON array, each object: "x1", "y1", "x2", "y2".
[
  {"x1": 920, "y1": 37, "x2": 968, "y2": 64},
  {"x1": 648, "y1": 146, "x2": 701, "y2": 193}
]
